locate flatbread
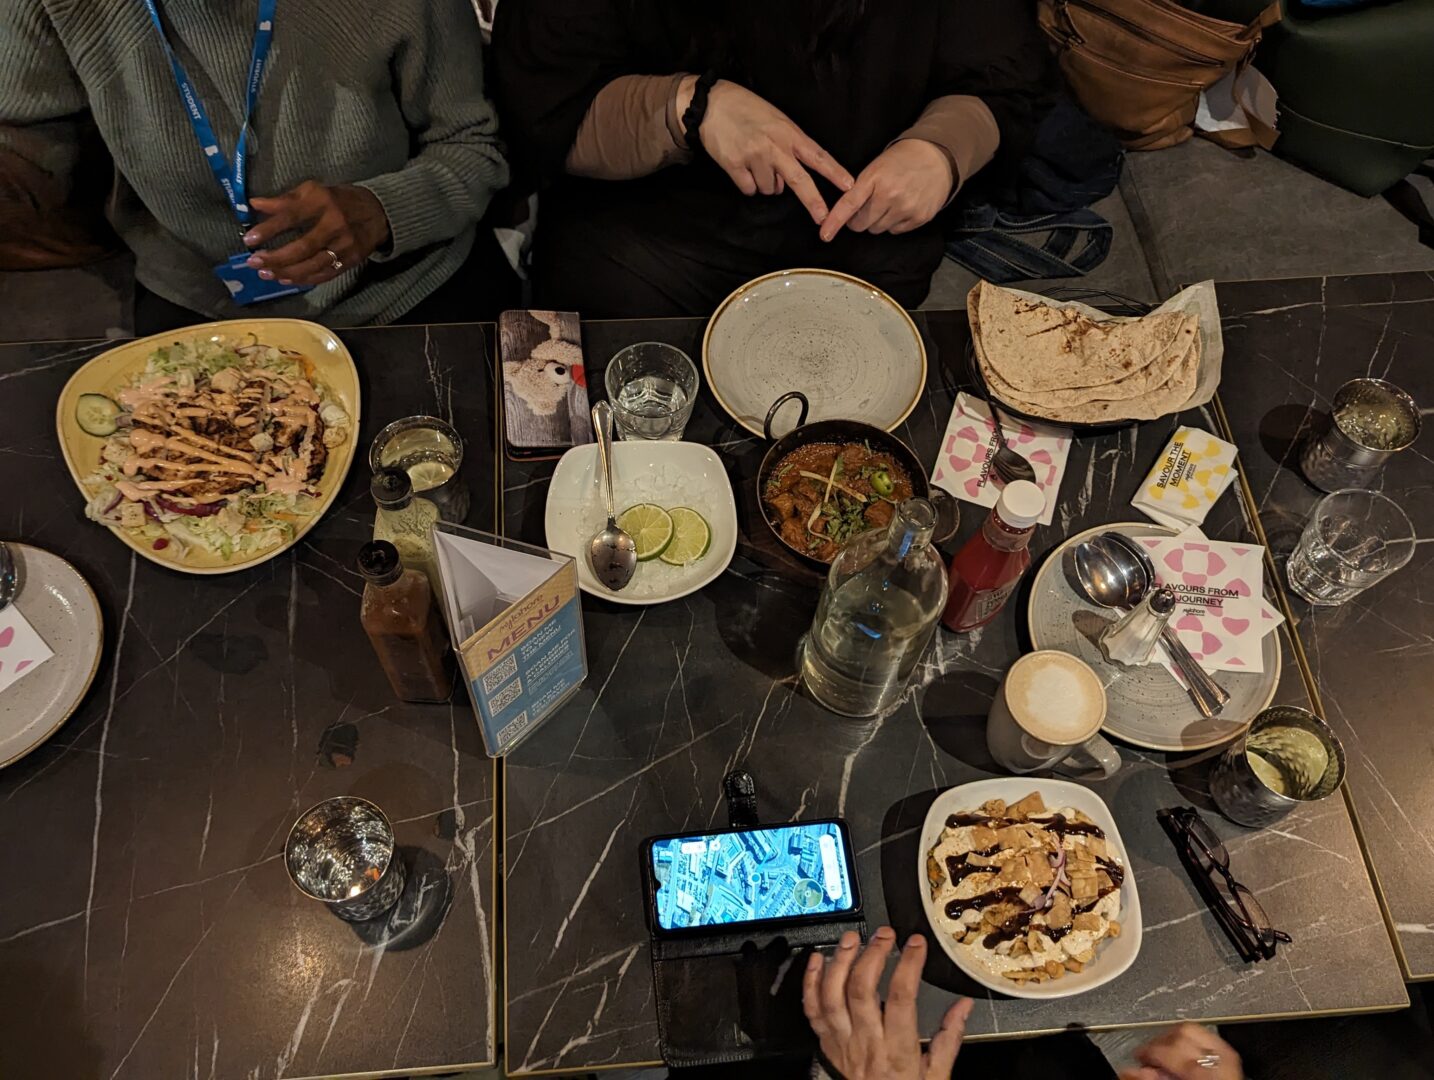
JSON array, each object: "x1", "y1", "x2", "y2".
[
  {"x1": 974, "y1": 280, "x2": 1196, "y2": 393},
  {"x1": 970, "y1": 285, "x2": 1200, "y2": 408},
  {"x1": 980, "y1": 336, "x2": 1201, "y2": 424}
]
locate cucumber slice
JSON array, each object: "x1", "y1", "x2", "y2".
[{"x1": 76, "y1": 393, "x2": 121, "y2": 437}]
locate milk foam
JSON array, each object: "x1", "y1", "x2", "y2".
[{"x1": 1006, "y1": 653, "x2": 1104, "y2": 743}]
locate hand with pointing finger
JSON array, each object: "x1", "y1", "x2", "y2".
[
  {"x1": 802, "y1": 927, "x2": 974, "y2": 1080},
  {"x1": 689, "y1": 78, "x2": 855, "y2": 226},
  {"x1": 243, "y1": 181, "x2": 390, "y2": 287},
  {"x1": 820, "y1": 139, "x2": 954, "y2": 243}
]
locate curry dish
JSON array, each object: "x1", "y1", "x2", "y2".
[{"x1": 764, "y1": 442, "x2": 914, "y2": 562}]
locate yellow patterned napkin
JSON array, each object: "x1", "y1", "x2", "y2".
[{"x1": 1131, "y1": 426, "x2": 1238, "y2": 529}]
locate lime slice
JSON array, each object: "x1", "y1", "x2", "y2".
[
  {"x1": 617, "y1": 503, "x2": 674, "y2": 561},
  {"x1": 660, "y1": 507, "x2": 711, "y2": 566}
]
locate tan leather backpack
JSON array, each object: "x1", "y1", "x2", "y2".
[{"x1": 1037, "y1": 0, "x2": 1281, "y2": 151}]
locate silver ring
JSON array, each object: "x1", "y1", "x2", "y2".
[
  {"x1": 1196, "y1": 1053, "x2": 1222, "y2": 1069},
  {"x1": 325, "y1": 248, "x2": 344, "y2": 272}
]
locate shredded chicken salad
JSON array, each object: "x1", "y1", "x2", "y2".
[{"x1": 80, "y1": 335, "x2": 351, "y2": 560}]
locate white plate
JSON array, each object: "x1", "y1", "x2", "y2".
[
  {"x1": 918, "y1": 777, "x2": 1142, "y2": 1000},
  {"x1": 1027, "y1": 522, "x2": 1279, "y2": 752},
  {"x1": 702, "y1": 269, "x2": 927, "y2": 436},
  {"x1": 544, "y1": 441, "x2": 737, "y2": 606},
  {"x1": 0, "y1": 545, "x2": 103, "y2": 768}
]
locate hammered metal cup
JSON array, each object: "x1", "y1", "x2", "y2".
[
  {"x1": 285, "y1": 797, "x2": 407, "y2": 921},
  {"x1": 1300, "y1": 378, "x2": 1420, "y2": 492},
  {"x1": 1210, "y1": 706, "x2": 1346, "y2": 828}
]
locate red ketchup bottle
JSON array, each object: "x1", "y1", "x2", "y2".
[{"x1": 941, "y1": 480, "x2": 1046, "y2": 633}]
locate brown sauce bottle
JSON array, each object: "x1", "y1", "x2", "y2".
[{"x1": 358, "y1": 540, "x2": 452, "y2": 704}]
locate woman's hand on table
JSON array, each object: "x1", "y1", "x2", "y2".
[
  {"x1": 802, "y1": 927, "x2": 974, "y2": 1080},
  {"x1": 820, "y1": 139, "x2": 954, "y2": 242},
  {"x1": 1121, "y1": 1023, "x2": 1244, "y2": 1080},
  {"x1": 243, "y1": 181, "x2": 391, "y2": 286},
  {"x1": 690, "y1": 78, "x2": 855, "y2": 226}
]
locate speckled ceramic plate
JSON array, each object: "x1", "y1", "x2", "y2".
[
  {"x1": 56, "y1": 319, "x2": 361, "y2": 575},
  {"x1": 544, "y1": 441, "x2": 737, "y2": 606},
  {"x1": 0, "y1": 545, "x2": 103, "y2": 768},
  {"x1": 1027, "y1": 522, "x2": 1280, "y2": 752},
  {"x1": 919, "y1": 778, "x2": 1141, "y2": 999},
  {"x1": 702, "y1": 269, "x2": 927, "y2": 436}
]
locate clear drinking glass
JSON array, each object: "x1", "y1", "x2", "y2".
[
  {"x1": 1286, "y1": 488, "x2": 1415, "y2": 606},
  {"x1": 369, "y1": 415, "x2": 469, "y2": 522},
  {"x1": 604, "y1": 342, "x2": 699, "y2": 441}
]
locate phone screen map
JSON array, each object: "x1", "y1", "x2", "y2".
[{"x1": 651, "y1": 823, "x2": 854, "y2": 930}]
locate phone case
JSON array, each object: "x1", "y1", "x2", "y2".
[
  {"x1": 498, "y1": 310, "x2": 592, "y2": 460},
  {"x1": 644, "y1": 773, "x2": 866, "y2": 1067}
]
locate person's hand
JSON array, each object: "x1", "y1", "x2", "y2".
[
  {"x1": 819, "y1": 139, "x2": 954, "y2": 242},
  {"x1": 685, "y1": 77, "x2": 855, "y2": 226},
  {"x1": 242, "y1": 182, "x2": 391, "y2": 286},
  {"x1": 1120, "y1": 1023, "x2": 1243, "y2": 1080},
  {"x1": 802, "y1": 927, "x2": 974, "y2": 1080}
]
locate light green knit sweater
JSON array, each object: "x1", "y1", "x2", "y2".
[{"x1": 0, "y1": 0, "x2": 509, "y2": 325}]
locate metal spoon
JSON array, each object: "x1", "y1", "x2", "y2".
[
  {"x1": 1073, "y1": 536, "x2": 1230, "y2": 718},
  {"x1": 966, "y1": 344, "x2": 1037, "y2": 486},
  {"x1": 0, "y1": 542, "x2": 15, "y2": 613},
  {"x1": 587, "y1": 402, "x2": 637, "y2": 592}
]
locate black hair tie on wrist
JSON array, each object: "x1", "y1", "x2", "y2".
[{"x1": 681, "y1": 71, "x2": 719, "y2": 151}]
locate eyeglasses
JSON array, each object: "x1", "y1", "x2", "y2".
[{"x1": 1158, "y1": 806, "x2": 1293, "y2": 962}]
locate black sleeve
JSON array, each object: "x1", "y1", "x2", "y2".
[
  {"x1": 491, "y1": 0, "x2": 640, "y2": 183},
  {"x1": 933, "y1": 0, "x2": 1054, "y2": 181}
]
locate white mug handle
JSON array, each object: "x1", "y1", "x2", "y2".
[{"x1": 1054, "y1": 733, "x2": 1121, "y2": 781}]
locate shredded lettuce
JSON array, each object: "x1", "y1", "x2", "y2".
[{"x1": 144, "y1": 335, "x2": 302, "y2": 381}]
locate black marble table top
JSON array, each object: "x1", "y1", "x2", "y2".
[
  {"x1": 1214, "y1": 271, "x2": 1434, "y2": 980},
  {"x1": 500, "y1": 311, "x2": 1409, "y2": 1074},
  {"x1": 0, "y1": 326, "x2": 498, "y2": 1079}
]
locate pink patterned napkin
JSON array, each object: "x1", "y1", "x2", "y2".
[
  {"x1": 1137, "y1": 536, "x2": 1271, "y2": 674},
  {"x1": 0, "y1": 605, "x2": 54, "y2": 697},
  {"x1": 929, "y1": 393, "x2": 1072, "y2": 526}
]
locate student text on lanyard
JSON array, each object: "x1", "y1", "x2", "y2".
[{"x1": 141, "y1": 0, "x2": 277, "y2": 235}]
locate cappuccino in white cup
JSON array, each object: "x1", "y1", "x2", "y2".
[{"x1": 987, "y1": 651, "x2": 1120, "y2": 778}]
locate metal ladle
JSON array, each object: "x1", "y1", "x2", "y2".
[
  {"x1": 1073, "y1": 534, "x2": 1230, "y2": 719},
  {"x1": 587, "y1": 402, "x2": 637, "y2": 592}
]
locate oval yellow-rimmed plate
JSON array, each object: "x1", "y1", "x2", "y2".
[
  {"x1": 56, "y1": 319, "x2": 361, "y2": 575},
  {"x1": 702, "y1": 268, "x2": 927, "y2": 436}
]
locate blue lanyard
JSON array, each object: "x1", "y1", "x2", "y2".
[{"x1": 141, "y1": 0, "x2": 277, "y2": 228}]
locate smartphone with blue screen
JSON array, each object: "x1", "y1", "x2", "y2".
[{"x1": 642, "y1": 819, "x2": 861, "y2": 937}]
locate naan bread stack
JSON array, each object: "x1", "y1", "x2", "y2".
[{"x1": 969, "y1": 281, "x2": 1202, "y2": 424}]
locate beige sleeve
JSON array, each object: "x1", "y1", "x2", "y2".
[
  {"x1": 565, "y1": 73, "x2": 693, "y2": 180},
  {"x1": 895, "y1": 94, "x2": 1002, "y2": 199}
]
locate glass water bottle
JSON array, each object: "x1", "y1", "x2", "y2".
[{"x1": 799, "y1": 498, "x2": 949, "y2": 717}]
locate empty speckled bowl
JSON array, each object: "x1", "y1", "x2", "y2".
[
  {"x1": 0, "y1": 544, "x2": 103, "y2": 767},
  {"x1": 702, "y1": 269, "x2": 927, "y2": 436}
]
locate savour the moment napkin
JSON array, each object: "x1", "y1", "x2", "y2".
[
  {"x1": 1138, "y1": 535, "x2": 1271, "y2": 674},
  {"x1": 930, "y1": 393, "x2": 1072, "y2": 526},
  {"x1": 0, "y1": 606, "x2": 54, "y2": 697}
]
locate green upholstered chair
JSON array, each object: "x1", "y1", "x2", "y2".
[{"x1": 1197, "y1": 0, "x2": 1434, "y2": 195}]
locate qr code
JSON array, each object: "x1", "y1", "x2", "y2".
[
  {"x1": 487, "y1": 676, "x2": 524, "y2": 714},
  {"x1": 482, "y1": 653, "x2": 518, "y2": 695},
  {"x1": 497, "y1": 711, "x2": 531, "y2": 745}
]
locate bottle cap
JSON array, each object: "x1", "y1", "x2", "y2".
[
  {"x1": 995, "y1": 480, "x2": 1045, "y2": 528},
  {"x1": 371, "y1": 468, "x2": 413, "y2": 510},
  {"x1": 357, "y1": 540, "x2": 404, "y2": 586}
]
